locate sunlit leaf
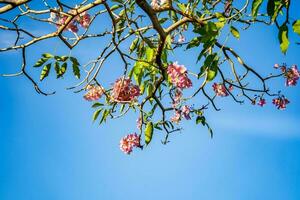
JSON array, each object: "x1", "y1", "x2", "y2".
[
  {"x1": 230, "y1": 26, "x2": 240, "y2": 39},
  {"x1": 93, "y1": 109, "x2": 102, "y2": 122},
  {"x1": 292, "y1": 20, "x2": 300, "y2": 36},
  {"x1": 145, "y1": 121, "x2": 153, "y2": 145},
  {"x1": 251, "y1": 0, "x2": 263, "y2": 19},
  {"x1": 278, "y1": 24, "x2": 289, "y2": 54},
  {"x1": 40, "y1": 63, "x2": 51, "y2": 81}
]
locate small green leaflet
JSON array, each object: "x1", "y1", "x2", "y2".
[
  {"x1": 230, "y1": 26, "x2": 240, "y2": 39},
  {"x1": 99, "y1": 109, "x2": 110, "y2": 124},
  {"x1": 186, "y1": 37, "x2": 201, "y2": 49},
  {"x1": 59, "y1": 62, "x2": 67, "y2": 77},
  {"x1": 196, "y1": 116, "x2": 206, "y2": 126},
  {"x1": 251, "y1": 0, "x2": 263, "y2": 19},
  {"x1": 70, "y1": 57, "x2": 81, "y2": 79},
  {"x1": 33, "y1": 57, "x2": 50, "y2": 68},
  {"x1": 92, "y1": 102, "x2": 104, "y2": 108},
  {"x1": 40, "y1": 63, "x2": 51, "y2": 81},
  {"x1": 93, "y1": 109, "x2": 102, "y2": 122},
  {"x1": 145, "y1": 122, "x2": 153, "y2": 145},
  {"x1": 206, "y1": 67, "x2": 218, "y2": 81},
  {"x1": 129, "y1": 38, "x2": 139, "y2": 54},
  {"x1": 278, "y1": 24, "x2": 289, "y2": 54},
  {"x1": 292, "y1": 20, "x2": 300, "y2": 36},
  {"x1": 132, "y1": 62, "x2": 144, "y2": 86},
  {"x1": 42, "y1": 53, "x2": 53, "y2": 59}
]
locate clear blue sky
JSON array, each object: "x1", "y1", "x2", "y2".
[{"x1": 1, "y1": 1, "x2": 300, "y2": 200}]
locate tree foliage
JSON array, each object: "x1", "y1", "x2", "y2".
[{"x1": 0, "y1": 0, "x2": 299, "y2": 154}]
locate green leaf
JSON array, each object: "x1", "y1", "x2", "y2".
[
  {"x1": 278, "y1": 24, "x2": 289, "y2": 54},
  {"x1": 144, "y1": 38, "x2": 155, "y2": 48},
  {"x1": 42, "y1": 53, "x2": 53, "y2": 59},
  {"x1": 70, "y1": 57, "x2": 80, "y2": 79},
  {"x1": 146, "y1": 83, "x2": 154, "y2": 96},
  {"x1": 54, "y1": 62, "x2": 60, "y2": 77},
  {"x1": 139, "y1": 82, "x2": 145, "y2": 94},
  {"x1": 145, "y1": 121, "x2": 153, "y2": 145},
  {"x1": 133, "y1": 62, "x2": 144, "y2": 85},
  {"x1": 292, "y1": 20, "x2": 300, "y2": 36},
  {"x1": 145, "y1": 47, "x2": 154, "y2": 62},
  {"x1": 120, "y1": 104, "x2": 126, "y2": 113},
  {"x1": 54, "y1": 61, "x2": 67, "y2": 78},
  {"x1": 70, "y1": 57, "x2": 79, "y2": 65},
  {"x1": 230, "y1": 26, "x2": 240, "y2": 39},
  {"x1": 186, "y1": 37, "x2": 201, "y2": 49},
  {"x1": 93, "y1": 109, "x2": 102, "y2": 122},
  {"x1": 206, "y1": 67, "x2": 218, "y2": 81},
  {"x1": 92, "y1": 102, "x2": 104, "y2": 108},
  {"x1": 177, "y1": 3, "x2": 187, "y2": 13},
  {"x1": 40, "y1": 63, "x2": 51, "y2": 81},
  {"x1": 154, "y1": 123, "x2": 163, "y2": 130},
  {"x1": 99, "y1": 109, "x2": 110, "y2": 124},
  {"x1": 129, "y1": 38, "x2": 139, "y2": 54},
  {"x1": 267, "y1": 0, "x2": 283, "y2": 22},
  {"x1": 54, "y1": 55, "x2": 68, "y2": 62},
  {"x1": 196, "y1": 116, "x2": 206, "y2": 126},
  {"x1": 251, "y1": 0, "x2": 263, "y2": 19},
  {"x1": 60, "y1": 62, "x2": 67, "y2": 76},
  {"x1": 33, "y1": 57, "x2": 50, "y2": 67}
]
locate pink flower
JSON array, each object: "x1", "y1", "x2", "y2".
[
  {"x1": 119, "y1": 133, "x2": 140, "y2": 154},
  {"x1": 257, "y1": 98, "x2": 266, "y2": 107},
  {"x1": 171, "y1": 110, "x2": 181, "y2": 123},
  {"x1": 67, "y1": 23, "x2": 79, "y2": 33},
  {"x1": 78, "y1": 11, "x2": 91, "y2": 29},
  {"x1": 112, "y1": 77, "x2": 140, "y2": 102},
  {"x1": 83, "y1": 85, "x2": 104, "y2": 101},
  {"x1": 272, "y1": 97, "x2": 290, "y2": 110},
  {"x1": 136, "y1": 117, "x2": 142, "y2": 130},
  {"x1": 285, "y1": 65, "x2": 300, "y2": 86},
  {"x1": 167, "y1": 62, "x2": 192, "y2": 89},
  {"x1": 181, "y1": 105, "x2": 191, "y2": 120},
  {"x1": 172, "y1": 89, "x2": 183, "y2": 108},
  {"x1": 274, "y1": 63, "x2": 280, "y2": 69},
  {"x1": 212, "y1": 83, "x2": 229, "y2": 97},
  {"x1": 50, "y1": 11, "x2": 91, "y2": 33}
]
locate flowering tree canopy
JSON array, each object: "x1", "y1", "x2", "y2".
[{"x1": 0, "y1": 0, "x2": 299, "y2": 154}]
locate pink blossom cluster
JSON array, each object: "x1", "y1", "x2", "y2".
[
  {"x1": 112, "y1": 77, "x2": 140, "y2": 102},
  {"x1": 274, "y1": 64, "x2": 300, "y2": 86},
  {"x1": 167, "y1": 62, "x2": 192, "y2": 89},
  {"x1": 83, "y1": 85, "x2": 104, "y2": 101},
  {"x1": 49, "y1": 11, "x2": 91, "y2": 33},
  {"x1": 119, "y1": 133, "x2": 141, "y2": 154},
  {"x1": 284, "y1": 65, "x2": 300, "y2": 86},
  {"x1": 212, "y1": 83, "x2": 233, "y2": 97},
  {"x1": 171, "y1": 105, "x2": 192, "y2": 123},
  {"x1": 272, "y1": 97, "x2": 290, "y2": 110},
  {"x1": 257, "y1": 98, "x2": 266, "y2": 107}
]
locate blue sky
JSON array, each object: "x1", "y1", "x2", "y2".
[{"x1": 1, "y1": 1, "x2": 300, "y2": 200}]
